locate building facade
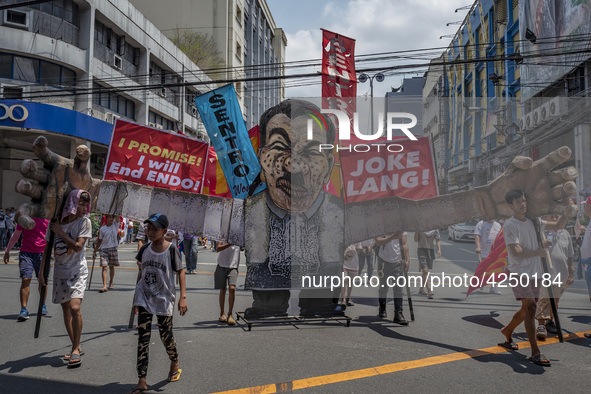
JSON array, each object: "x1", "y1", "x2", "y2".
[
  {"x1": 130, "y1": 0, "x2": 287, "y2": 129},
  {"x1": 422, "y1": 57, "x2": 446, "y2": 195},
  {"x1": 0, "y1": 0, "x2": 215, "y2": 208},
  {"x1": 426, "y1": 0, "x2": 591, "y2": 197}
]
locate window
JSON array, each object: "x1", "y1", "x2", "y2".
[
  {"x1": 236, "y1": 5, "x2": 242, "y2": 26},
  {"x1": 4, "y1": 87, "x2": 23, "y2": 100},
  {"x1": 62, "y1": 68, "x2": 76, "y2": 86},
  {"x1": 37, "y1": 0, "x2": 79, "y2": 26},
  {"x1": 236, "y1": 42, "x2": 242, "y2": 61},
  {"x1": 6, "y1": 10, "x2": 27, "y2": 25},
  {"x1": 40, "y1": 62, "x2": 61, "y2": 86},
  {"x1": 93, "y1": 82, "x2": 136, "y2": 119},
  {"x1": 13, "y1": 57, "x2": 39, "y2": 83},
  {"x1": 0, "y1": 52, "x2": 76, "y2": 88},
  {"x1": 0, "y1": 54, "x2": 12, "y2": 78}
]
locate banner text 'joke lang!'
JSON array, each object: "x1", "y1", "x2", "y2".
[{"x1": 345, "y1": 151, "x2": 430, "y2": 196}]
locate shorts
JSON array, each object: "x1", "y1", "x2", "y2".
[
  {"x1": 52, "y1": 272, "x2": 88, "y2": 304},
  {"x1": 214, "y1": 265, "x2": 238, "y2": 289},
  {"x1": 100, "y1": 247, "x2": 119, "y2": 267},
  {"x1": 417, "y1": 248, "x2": 435, "y2": 270},
  {"x1": 508, "y1": 272, "x2": 541, "y2": 301},
  {"x1": 19, "y1": 251, "x2": 43, "y2": 279}
]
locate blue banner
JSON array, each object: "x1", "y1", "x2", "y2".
[{"x1": 194, "y1": 84, "x2": 265, "y2": 198}]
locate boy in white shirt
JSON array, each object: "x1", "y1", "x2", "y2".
[
  {"x1": 131, "y1": 213, "x2": 187, "y2": 393},
  {"x1": 93, "y1": 214, "x2": 119, "y2": 292},
  {"x1": 215, "y1": 242, "x2": 241, "y2": 325}
]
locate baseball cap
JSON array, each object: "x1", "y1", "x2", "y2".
[{"x1": 144, "y1": 213, "x2": 169, "y2": 229}]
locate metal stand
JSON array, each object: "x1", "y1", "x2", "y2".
[{"x1": 235, "y1": 312, "x2": 352, "y2": 331}]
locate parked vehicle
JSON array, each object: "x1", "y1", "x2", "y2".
[{"x1": 448, "y1": 219, "x2": 479, "y2": 242}]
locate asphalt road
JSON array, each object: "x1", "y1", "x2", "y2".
[{"x1": 0, "y1": 233, "x2": 590, "y2": 393}]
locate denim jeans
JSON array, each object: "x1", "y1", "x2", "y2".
[
  {"x1": 183, "y1": 237, "x2": 199, "y2": 271},
  {"x1": 378, "y1": 258, "x2": 405, "y2": 311},
  {"x1": 358, "y1": 252, "x2": 374, "y2": 277},
  {"x1": 0, "y1": 228, "x2": 6, "y2": 249}
]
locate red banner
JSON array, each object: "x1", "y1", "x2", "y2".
[
  {"x1": 321, "y1": 29, "x2": 357, "y2": 196},
  {"x1": 321, "y1": 29, "x2": 357, "y2": 100},
  {"x1": 340, "y1": 137, "x2": 438, "y2": 203},
  {"x1": 104, "y1": 119, "x2": 209, "y2": 193}
]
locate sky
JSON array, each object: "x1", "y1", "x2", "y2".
[{"x1": 266, "y1": 0, "x2": 469, "y2": 98}]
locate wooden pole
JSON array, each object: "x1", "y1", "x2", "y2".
[
  {"x1": 34, "y1": 222, "x2": 55, "y2": 339},
  {"x1": 533, "y1": 218, "x2": 564, "y2": 343},
  {"x1": 87, "y1": 255, "x2": 96, "y2": 289},
  {"x1": 399, "y1": 238, "x2": 414, "y2": 321}
]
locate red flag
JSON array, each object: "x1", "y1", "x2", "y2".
[
  {"x1": 321, "y1": 29, "x2": 357, "y2": 196},
  {"x1": 466, "y1": 229, "x2": 508, "y2": 297},
  {"x1": 321, "y1": 29, "x2": 357, "y2": 101}
]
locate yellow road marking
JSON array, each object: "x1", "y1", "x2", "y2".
[{"x1": 212, "y1": 332, "x2": 591, "y2": 394}]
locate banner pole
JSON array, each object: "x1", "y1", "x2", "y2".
[{"x1": 532, "y1": 218, "x2": 563, "y2": 343}]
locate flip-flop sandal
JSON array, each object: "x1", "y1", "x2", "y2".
[
  {"x1": 64, "y1": 350, "x2": 85, "y2": 360},
  {"x1": 529, "y1": 354, "x2": 551, "y2": 366},
  {"x1": 167, "y1": 368, "x2": 182, "y2": 382},
  {"x1": 497, "y1": 341, "x2": 518, "y2": 350},
  {"x1": 67, "y1": 353, "x2": 82, "y2": 368},
  {"x1": 98, "y1": 288, "x2": 107, "y2": 293}
]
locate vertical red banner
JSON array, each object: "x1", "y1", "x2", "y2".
[
  {"x1": 321, "y1": 29, "x2": 357, "y2": 123},
  {"x1": 321, "y1": 29, "x2": 357, "y2": 198}
]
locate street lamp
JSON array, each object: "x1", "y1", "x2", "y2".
[{"x1": 358, "y1": 72, "x2": 384, "y2": 134}]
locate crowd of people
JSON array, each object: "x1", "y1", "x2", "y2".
[
  {"x1": 3, "y1": 188, "x2": 591, "y2": 392},
  {"x1": 3, "y1": 99, "x2": 590, "y2": 393},
  {"x1": 0, "y1": 207, "x2": 17, "y2": 250},
  {"x1": 338, "y1": 190, "x2": 591, "y2": 368}
]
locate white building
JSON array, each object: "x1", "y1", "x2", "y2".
[
  {"x1": 422, "y1": 57, "x2": 446, "y2": 194},
  {"x1": 130, "y1": 0, "x2": 287, "y2": 129},
  {"x1": 0, "y1": 0, "x2": 216, "y2": 208}
]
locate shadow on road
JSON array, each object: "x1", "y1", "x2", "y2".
[
  {"x1": 355, "y1": 315, "x2": 550, "y2": 374},
  {"x1": 0, "y1": 373, "x2": 170, "y2": 393}
]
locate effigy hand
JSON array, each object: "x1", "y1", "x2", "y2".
[
  {"x1": 474, "y1": 146, "x2": 578, "y2": 219},
  {"x1": 15, "y1": 136, "x2": 101, "y2": 229}
]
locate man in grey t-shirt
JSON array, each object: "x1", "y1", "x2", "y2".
[{"x1": 499, "y1": 190, "x2": 567, "y2": 367}]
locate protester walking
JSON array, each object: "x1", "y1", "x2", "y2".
[
  {"x1": 4, "y1": 216, "x2": 50, "y2": 321},
  {"x1": 130, "y1": 213, "x2": 187, "y2": 394},
  {"x1": 39, "y1": 189, "x2": 92, "y2": 368}
]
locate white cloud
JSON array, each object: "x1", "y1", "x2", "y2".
[{"x1": 282, "y1": 0, "x2": 466, "y2": 98}]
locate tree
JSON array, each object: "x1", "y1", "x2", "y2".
[{"x1": 171, "y1": 29, "x2": 226, "y2": 79}]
